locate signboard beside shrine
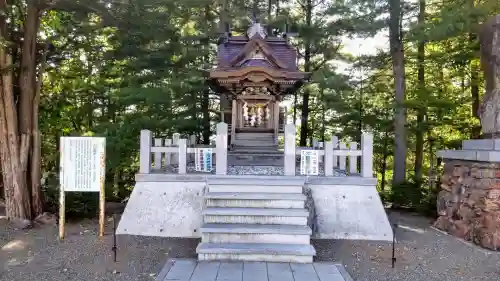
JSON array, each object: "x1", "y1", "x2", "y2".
[
  {"x1": 300, "y1": 150, "x2": 319, "y2": 176},
  {"x1": 195, "y1": 148, "x2": 213, "y2": 172},
  {"x1": 59, "y1": 137, "x2": 106, "y2": 239}
]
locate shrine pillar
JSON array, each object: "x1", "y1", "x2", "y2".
[
  {"x1": 273, "y1": 101, "x2": 279, "y2": 145},
  {"x1": 231, "y1": 99, "x2": 237, "y2": 143}
]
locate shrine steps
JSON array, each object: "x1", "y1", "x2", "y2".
[
  {"x1": 197, "y1": 178, "x2": 315, "y2": 263},
  {"x1": 232, "y1": 132, "x2": 277, "y2": 152},
  {"x1": 197, "y1": 243, "x2": 315, "y2": 263},
  {"x1": 205, "y1": 192, "x2": 305, "y2": 208},
  {"x1": 235, "y1": 132, "x2": 274, "y2": 140},
  {"x1": 230, "y1": 147, "x2": 280, "y2": 154},
  {"x1": 232, "y1": 140, "x2": 276, "y2": 147},
  {"x1": 200, "y1": 224, "x2": 311, "y2": 244}
]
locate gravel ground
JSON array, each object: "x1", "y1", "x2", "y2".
[{"x1": 1, "y1": 211, "x2": 499, "y2": 281}]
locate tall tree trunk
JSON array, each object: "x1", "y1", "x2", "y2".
[
  {"x1": 358, "y1": 69, "x2": 363, "y2": 143},
  {"x1": 0, "y1": 2, "x2": 44, "y2": 220},
  {"x1": 267, "y1": 0, "x2": 272, "y2": 34},
  {"x1": 299, "y1": 0, "x2": 312, "y2": 146},
  {"x1": 389, "y1": 0, "x2": 407, "y2": 185},
  {"x1": 320, "y1": 88, "x2": 325, "y2": 142},
  {"x1": 381, "y1": 124, "x2": 390, "y2": 192},
  {"x1": 31, "y1": 45, "x2": 49, "y2": 216},
  {"x1": 470, "y1": 34, "x2": 480, "y2": 139},
  {"x1": 468, "y1": 0, "x2": 480, "y2": 139},
  {"x1": 414, "y1": 0, "x2": 426, "y2": 184}
]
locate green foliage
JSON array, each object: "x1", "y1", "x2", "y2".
[{"x1": 23, "y1": 0, "x2": 499, "y2": 216}]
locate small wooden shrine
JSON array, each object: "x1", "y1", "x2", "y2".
[{"x1": 207, "y1": 16, "x2": 310, "y2": 145}]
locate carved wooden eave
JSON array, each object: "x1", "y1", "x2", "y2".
[
  {"x1": 210, "y1": 66, "x2": 309, "y2": 81},
  {"x1": 227, "y1": 38, "x2": 288, "y2": 69}
]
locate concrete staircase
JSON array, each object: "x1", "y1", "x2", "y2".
[
  {"x1": 196, "y1": 178, "x2": 316, "y2": 263},
  {"x1": 232, "y1": 132, "x2": 278, "y2": 153}
]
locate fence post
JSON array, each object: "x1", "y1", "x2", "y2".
[
  {"x1": 189, "y1": 135, "x2": 196, "y2": 162},
  {"x1": 153, "y1": 138, "x2": 163, "y2": 170},
  {"x1": 140, "y1": 130, "x2": 152, "y2": 174},
  {"x1": 361, "y1": 133, "x2": 374, "y2": 178},
  {"x1": 172, "y1": 133, "x2": 180, "y2": 165},
  {"x1": 324, "y1": 139, "x2": 334, "y2": 176},
  {"x1": 178, "y1": 139, "x2": 187, "y2": 174},
  {"x1": 339, "y1": 142, "x2": 347, "y2": 171},
  {"x1": 216, "y1": 122, "x2": 228, "y2": 175},
  {"x1": 349, "y1": 141, "x2": 358, "y2": 174},
  {"x1": 332, "y1": 135, "x2": 339, "y2": 168},
  {"x1": 165, "y1": 139, "x2": 172, "y2": 165},
  {"x1": 284, "y1": 124, "x2": 296, "y2": 176}
]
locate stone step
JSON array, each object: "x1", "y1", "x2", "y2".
[
  {"x1": 236, "y1": 133, "x2": 274, "y2": 138},
  {"x1": 205, "y1": 192, "x2": 305, "y2": 208},
  {"x1": 207, "y1": 183, "x2": 302, "y2": 194},
  {"x1": 196, "y1": 243, "x2": 315, "y2": 263},
  {"x1": 203, "y1": 208, "x2": 309, "y2": 225},
  {"x1": 200, "y1": 223, "x2": 311, "y2": 244},
  {"x1": 235, "y1": 134, "x2": 274, "y2": 140},
  {"x1": 232, "y1": 140, "x2": 276, "y2": 147},
  {"x1": 231, "y1": 148, "x2": 280, "y2": 154}
]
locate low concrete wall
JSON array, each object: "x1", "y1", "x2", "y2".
[
  {"x1": 117, "y1": 174, "x2": 393, "y2": 242},
  {"x1": 308, "y1": 183, "x2": 392, "y2": 241},
  {"x1": 116, "y1": 179, "x2": 205, "y2": 238}
]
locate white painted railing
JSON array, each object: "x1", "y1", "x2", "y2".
[
  {"x1": 284, "y1": 124, "x2": 374, "y2": 177},
  {"x1": 139, "y1": 122, "x2": 228, "y2": 175}
]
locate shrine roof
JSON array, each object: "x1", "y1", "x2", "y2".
[{"x1": 216, "y1": 35, "x2": 298, "y2": 71}]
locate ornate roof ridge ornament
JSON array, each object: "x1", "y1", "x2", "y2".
[
  {"x1": 247, "y1": 7, "x2": 267, "y2": 39},
  {"x1": 247, "y1": 22, "x2": 267, "y2": 39}
]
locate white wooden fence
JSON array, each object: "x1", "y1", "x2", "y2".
[
  {"x1": 138, "y1": 122, "x2": 374, "y2": 178},
  {"x1": 139, "y1": 123, "x2": 228, "y2": 175},
  {"x1": 283, "y1": 124, "x2": 374, "y2": 177}
]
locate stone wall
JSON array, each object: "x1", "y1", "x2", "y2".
[{"x1": 435, "y1": 159, "x2": 500, "y2": 250}]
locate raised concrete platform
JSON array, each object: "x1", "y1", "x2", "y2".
[
  {"x1": 155, "y1": 259, "x2": 354, "y2": 281},
  {"x1": 117, "y1": 174, "x2": 392, "y2": 241}
]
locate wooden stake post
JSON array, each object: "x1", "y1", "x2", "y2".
[{"x1": 59, "y1": 137, "x2": 106, "y2": 240}]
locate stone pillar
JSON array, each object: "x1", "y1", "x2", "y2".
[
  {"x1": 435, "y1": 15, "x2": 500, "y2": 251},
  {"x1": 153, "y1": 138, "x2": 163, "y2": 170},
  {"x1": 349, "y1": 141, "x2": 358, "y2": 174},
  {"x1": 361, "y1": 133, "x2": 373, "y2": 178},
  {"x1": 284, "y1": 124, "x2": 296, "y2": 176},
  {"x1": 478, "y1": 15, "x2": 500, "y2": 137},
  {"x1": 324, "y1": 139, "x2": 334, "y2": 176},
  {"x1": 435, "y1": 159, "x2": 500, "y2": 250},
  {"x1": 139, "y1": 130, "x2": 152, "y2": 174},
  {"x1": 164, "y1": 139, "x2": 172, "y2": 165},
  {"x1": 216, "y1": 122, "x2": 228, "y2": 175},
  {"x1": 178, "y1": 139, "x2": 187, "y2": 174},
  {"x1": 172, "y1": 133, "x2": 180, "y2": 165}
]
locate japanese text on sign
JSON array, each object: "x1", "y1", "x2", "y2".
[
  {"x1": 300, "y1": 150, "x2": 319, "y2": 176},
  {"x1": 60, "y1": 137, "x2": 106, "y2": 192},
  {"x1": 195, "y1": 148, "x2": 212, "y2": 172}
]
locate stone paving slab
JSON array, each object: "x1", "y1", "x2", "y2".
[{"x1": 155, "y1": 259, "x2": 354, "y2": 281}]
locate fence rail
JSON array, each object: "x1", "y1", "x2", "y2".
[
  {"x1": 139, "y1": 123, "x2": 228, "y2": 175},
  {"x1": 139, "y1": 122, "x2": 374, "y2": 178},
  {"x1": 283, "y1": 124, "x2": 373, "y2": 178}
]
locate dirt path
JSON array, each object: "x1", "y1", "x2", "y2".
[{"x1": 1, "y1": 211, "x2": 499, "y2": 281}]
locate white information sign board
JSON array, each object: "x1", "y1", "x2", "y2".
[
  {"x1": 60, "y1": 137, "x2": 106, "y2": 192},
  {"x1": 195, "y1": 148, "x2": 212, "y2": 172},
  {"x1": 59, "y1": 136, "x2": 106, "y2": 239},
  {"x1": 300, "y1": 150, "x2": 319, "y2": 176}
]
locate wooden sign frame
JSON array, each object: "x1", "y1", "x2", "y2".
[{"x1": 59, "y1": 137, "x2": 106, "y2": 240}]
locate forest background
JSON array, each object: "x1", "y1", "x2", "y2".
[{"x1": 1, "y1": 0, "x2": 500, "y2": 220}]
